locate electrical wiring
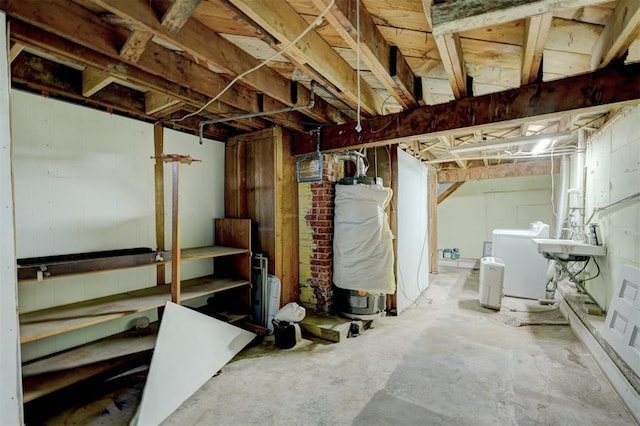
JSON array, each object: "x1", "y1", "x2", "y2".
[
  {"x1": 168, "y1": 0, "x2": 336, "y2": 124},
  {"x1": 581, "y1": 256, "x2": 601, "y2": 282}
]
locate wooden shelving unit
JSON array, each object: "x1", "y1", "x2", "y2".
[
  {"x1": 16, "y1": 248, "x2": 171, "y2": 282},
  {"x1": 19, "y1": 276, "x2": 250, "y2": 343},
  {"x1": 19, "y1": 218, "x2": 253, "y2": 402}
]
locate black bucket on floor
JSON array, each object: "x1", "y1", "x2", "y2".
[{"x1": 273, "y1": 320, "x2": 297, "y2": 349}]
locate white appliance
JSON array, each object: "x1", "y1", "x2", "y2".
[
  {"x1": 492, "y1": 221, "x2": 549, "y2": 300},
  {"x1": 479, "y1": 257, "x2": 505, "y2": 310}
]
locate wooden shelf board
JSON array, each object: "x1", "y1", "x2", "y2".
[
  {"x1": 22, "y1": 352, "x2": 149, "y2": 403},
  {"x1": 19, "y1": 276, "x2": 250, "y2": 343},
  {"x1": 17, "y1": 249, "x2": 170, "y2": 282},
  {"x1": 22, "y1": 328, "x2": 157, "y2": 378},
  {"x1": 180, "y1": 245, "x2": 248, "y2": 261}
]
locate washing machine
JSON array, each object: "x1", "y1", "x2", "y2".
[{"x1": 492, "y1": 221, "x2": 549, "y2": 300}]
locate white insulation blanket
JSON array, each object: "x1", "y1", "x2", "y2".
[{"x1": 333, "y1": 184, "x2": 395, "y2": 294}]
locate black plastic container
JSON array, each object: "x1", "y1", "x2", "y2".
[{"x1": 273, "y1": 320, "x2": 297, "y2": 349}]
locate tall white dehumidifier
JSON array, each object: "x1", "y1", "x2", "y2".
[{"x1": 479, "y1": 257, "x2": 505, "y2": 310}]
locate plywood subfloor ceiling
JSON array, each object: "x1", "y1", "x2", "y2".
[{"x1": 3, "y1": 0, "x2": 640, "y2": 172}]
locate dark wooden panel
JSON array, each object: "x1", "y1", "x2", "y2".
[
  {"x1": 277, "y1": 128, "x2": 299, "y2": 304},
  {"x1": 17, "y1": 248, "x2": 169, "y2": 282}
]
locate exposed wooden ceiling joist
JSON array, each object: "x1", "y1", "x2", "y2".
[
  {"x1": 3, "y1": 0, "x2": 266, "y2": 112},
  {"x1": 230, "y1": 0, "x2": 386, "y2": 115},
  {"x1": 9, "y1": 41, "x2": 24, "y2": 63},
  {"x1": 9, "y1": 19, "x2": 262, "y2": 133},
  {"x1": 521, "y1": 13, "x2": 552, "y2": 84},
  {"x1": 311, "y1": 0, "x2": 419, "y2": 108},
  {"x1": 89, "y1": 0, "x2": 341, "y2": 126},
  {"x1": 119, "y1": 30, "x2": 154, "y2": 63},
  {"x1": 422, "y1": 0, "x2": 467, "y2": 98},
  {"x1": 82, "y1": 66, "x2": 116, "y2": 97},
  {"x1": 438, "y1": 135, "x2": 467, "y2": 168},
  {"x1": 145, "y1": 92, "x2": 181, "y2": 115},
  {"x1": 438, "y1": 158, "x2": 559, "y2": 182},
  {"x1": 591, "y1": 0, "x2": 640, "y2": 69},
  {"x1": 11, "y1": 51, "x2": 231, "y2": 140},
  {"x1": 292, "y1": 62, "x2": 640, "y2": 155},
  {"x1": 431, "y1": 0, "x2": 614, "y2": 35},
  {"x1": 433, "y1": 33, "x2": 467, "y2": 98}
]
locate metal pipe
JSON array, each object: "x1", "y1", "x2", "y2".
[
  {"x1": 570, "y1": 129, "x2": 587, "y2": 227},
  {"x1": 554, "y1": 155, "x2": 571, "y2": 239},
  {"x1": 334, "y1": 151, "x2": 367, "y2": 177},
  {"x1": 198, "y1": 82, "x2": 316, "y2": 144}
]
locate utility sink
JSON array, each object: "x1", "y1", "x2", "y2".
[{"x1": 533, "y1": 238, "x2": 607, "y2": 261}]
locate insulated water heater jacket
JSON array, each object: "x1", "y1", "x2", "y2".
[{"x1": 333, "y1": 184, "x2": 395, "y2": 294}]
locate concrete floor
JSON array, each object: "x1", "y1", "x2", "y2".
[
  {"x1": 34, "y1": 266, "x2": 636, "y2": 425},
  {"x1": 161, "y1": 267, "x2": 635, "y2": 425}
]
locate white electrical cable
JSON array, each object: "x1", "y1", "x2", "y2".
[
  {"x1": 171, "y1": 0, "x2": 336, "y2": 123},
  {"x1": 355, "y1": 0, "x2": 362, "y2": 132}
]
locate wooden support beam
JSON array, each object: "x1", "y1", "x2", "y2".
[
  {"x1": 206, "y1": 0, "x2": 349, "y2": 125},
  {"x1": 230, "y1": 0, "x2": 385, "y2": 115},
  {"x1": 10, "y1": 26, "x2": 252, "y2": 135},
  {"x1": 310, "y1": 0, "x2": 418, "y2": 108},
  {"x1": 154, "y1": 154, "x2": 200, "y2": 304},
  {"x1": 153, "y1": 124, "x2": 166, "y2": 287},
  {"x1": 171, "y1": 160, "x2": 181, "y2": 304},
  {"x1": 437, "y1": 181, "x2": 465, "y2": 204},
  {"x1": 120, "y1": 0, "x2": 202, "y2": 63},
  {"x1": 428, "y1": 166, "x2": 438, "y2": 273},
  {"x1": 82, "y1": 66, "x2": 116, "y2": 97},
  {"x1": 522, "y1": 13, "x2": 552, "y2": 84},
  {"x1": 591, "y1": 0, "x2": 640, "y2": 69},
  {"x1": 119, "y1": 30, "x2": 154, "y2": 62},
  {"x1": 9, "y1": 41, "x2": 24, "y2": 63},
  {"x1": 11, "y1": 51, "x2": 231, "y2": 140},
  {"x1": 291, "y1": 62, "x2": 640, "y2": 155},
  {"x1": 14, "y1": 53, "x2": 140, "y2": 113},
  {"x1": 390, "y1": 46, "x2": 421, "y2": 107},
  {"x1": 438, "y1": 135, "x2": 467, "y2": 168},
  {"x1": 433, "y1": 33, "x2": 467, "y2": 98},
  {"x1": 422, "y1": 0, "x2": 466, "y2": 98},
  {"x1": 145, "y1": 91, "x2": 181, "y2": 115},
  {"x1": 89, "y1": 0, "x2": 343, "y2": 125},
  {"x1": 152, "y1": 101, "x2": 185, "y2": 118},
  {"x1": 431, "y1": 0, "x2": 611, "y2": 36},
  {"x1": 388, "y1": 146, "x2": 398, "y2": 313},
  {"x1": 4, "y1": 1, "x2": 261, "y2": 115},
  {"x1": 437, "y1": 158, "x2": 559, "y2": 183},
  {"x1": 161, "y1": 0, "x2": 202, "y2": 33}
]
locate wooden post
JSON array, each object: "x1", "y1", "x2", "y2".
[
  {"x1": 154, "y1": 154, "x2": 200, "y2": 304},
  {"x1": 171, "y1": 160, "x2": 181, "y2": 304},
  {"x1": 153, "y1": 124, "x2": 165, "y2": 286},
  {"x1": 428, "y1": 166, "x2": 438, "y2": 273},
  {"x1": 387, "y1": 145, "x2": 398, "y2": 313}
]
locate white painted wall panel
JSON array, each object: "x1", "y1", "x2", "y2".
[
  {"x1": 11, "y1": 91, "x2": 225, "y2": 361},
  {"x1": 396, "y1": 148, "x2": 429, "y2": 313},
  {"x1": 0, "y1": 12, "x2": 24, "y2": 422},
  {"x1": 438, "y1": 176, "x2": 554, "y2": 259}
]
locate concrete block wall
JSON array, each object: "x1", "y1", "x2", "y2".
[
  {"x1": 582, "y1": 106, "x2": 640, "y2": 310},
  {"x1": 298, "y1": 156, "x2": 343, "y2": 313}
]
